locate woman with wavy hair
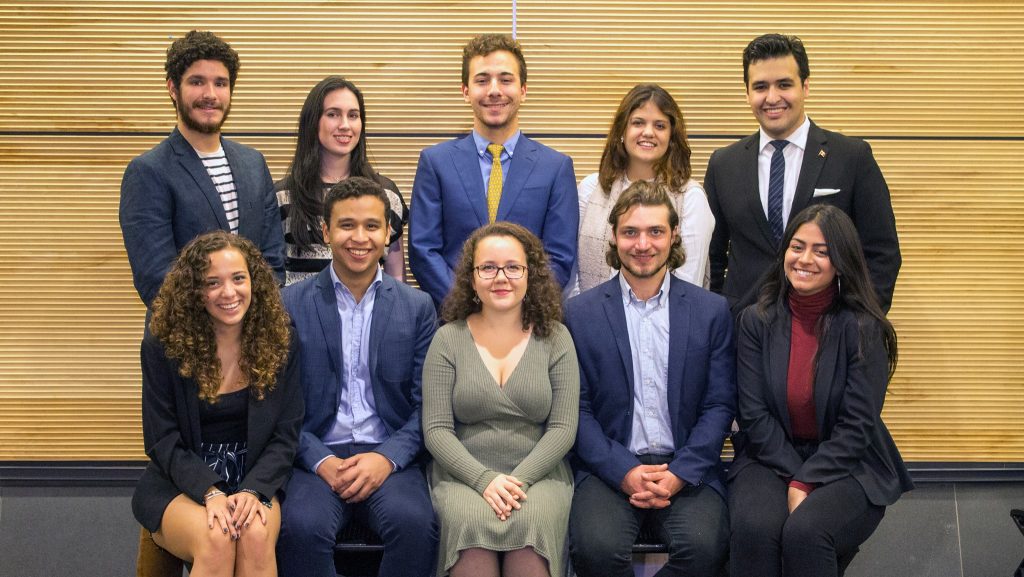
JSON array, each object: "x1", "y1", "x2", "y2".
[
  {"x1": 575, "y1": 83, "x2": 714, "y2": 293},
  {"x1": 276, "y1": 76, "x2": 408, "y2": 284},
  {"x1": 132, "y1": 230, "x2": 303, "y2": 577},
  {"x1": 728, "y1": 204, "x2": 913, "y2": 577},
  {"x1": 422, "y1": 222, "x2": 579, "y2": 577}
]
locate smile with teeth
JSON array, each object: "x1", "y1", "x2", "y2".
[
  {"x1": 217, "y1": 301, "x2": 242, "y2": 311},
  {"x1": 347, "y1": 248, "x2": 371, "y2": 258},
  {"x1": 636, "y1": 140, "x2": 657, "y2": 149},
  {"x1": 791, "y1": 268, "x2": 817, "y2": 278}
]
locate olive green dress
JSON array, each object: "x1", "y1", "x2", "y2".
[{"x1": 422, "y1": 320, "x2": 579, "y2": 577}]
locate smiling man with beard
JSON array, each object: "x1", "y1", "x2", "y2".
[
  {"x1": 565, "y1": 181, "x2": 735, "y2": 577},
  {"x1": 120, "y1": 30, "x2": 284, "y2": 309},
  {"x1": 409, "y1": 33, "x2": 578, "y2": 308}
]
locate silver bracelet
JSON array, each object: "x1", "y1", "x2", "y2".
[{"x1": 203, "y1": 489, "x2": 226, "y2": 504}]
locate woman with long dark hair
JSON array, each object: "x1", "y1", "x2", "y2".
[
  {"x1": 132, "y1": 231, "x2": 302, "y2": 576},
  {"x1": 276, "y1": 76, "x2": 408, "y2": 284},
  {"x1": 728, "y1": 204, "x2": 912, "y2": 577}
]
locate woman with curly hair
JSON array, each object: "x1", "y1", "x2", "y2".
[
  {"x1": 422, "y1": 222, "x2": 580, "y2": 577},
  {"x1": 575, "y1": 83, "x2": 714, "y2": 293},
  {"x1": 132, "y1": 230, "x2": 303, "y2": 577},
  {"x1": 275, "y1": 76, "x2": 408, "y2": 285},
  {"x1": 728, "y1": 205, "x2": 912, "y2": 577}
]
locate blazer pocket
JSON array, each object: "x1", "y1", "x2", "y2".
[{"x1": 813, "y1": 188, "x2": 841, "y2": 197}]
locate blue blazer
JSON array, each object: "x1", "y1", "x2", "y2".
[
  {"x1": 282, "y1": 268, "x2": 437, "y2": 472},
  {"x1": 408, "y1": 133, "x2": 578, "y2": 306},
  {"x1": 120, "y1": 127, "x2": 285, "y2": 307},
  {"x1": 564, "y1": 275, "x2": 737, "y2": 497}
]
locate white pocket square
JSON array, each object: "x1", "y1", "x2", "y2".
[{"x1": 813, "y1": 188, "x2": 840, "y2": 197}]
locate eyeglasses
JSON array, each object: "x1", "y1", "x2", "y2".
[{"x1": 474, "y1": 264, "x2": 528, "y2": 279}]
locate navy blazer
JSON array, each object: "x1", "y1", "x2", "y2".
[
  {"x1": 730, "y1": 305, "x2": 913, "y2": 507},
  {"x1": 564, "y1": 275, "x2": 737, "y2": 497},
  {"x1": 132, "y1": 333, "x2": 304, "y2": 532},
  {"x1": 705, "y1": 121, "x2": 900, "y2": 315},
  {"x1": 120, "y1": 127, "x2": 285, "y2": 307},
  {"x1": 282, "y1": 268, "x2": 437, "y2": 472},
  {"x1": 408, "y1": 133, "x2": 578, "y2": 306}
]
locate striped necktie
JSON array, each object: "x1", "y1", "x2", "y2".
[
  {"x1": 486, "y1": 143, "x2": 504, "y2": 223},
  {"x1": 767, "y1": 139, "x2": 789, "y2": 244}
]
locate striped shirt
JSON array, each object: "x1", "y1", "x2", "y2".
[{"x1": 196, "y1": 147, "x2": 239, "y2": 234}]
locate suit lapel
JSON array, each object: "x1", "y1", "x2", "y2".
[
  {"x1": 367, "y1": 276, "x2": 395, "y2": 389},
  {"x1": 792, "y1": 122, "x2": 828, "y2": 217},
  {"x1": 812, "y1": 315, "x2": 841, "y2": 437},
  {"x1": 769, "y1": 307, "x2": 794, "y2": 434},
  {"x1": 601, "y1": 279, "x2": 635, "y2": 397},
  {"x1": 666, "y1": 278, "x2": 689, "y2": 429},
  {"x1": 451, "y1": 135, "x2": 488, "y2": 226},
  {"x1": 314, "y1": 269, "x2": 343, "y2": 375},
  {"x1": 741, "y1": 135, "x2": 777, "y2": 247},
  {"x1": 170, "y1": 128, "x2": 229, "y2": 230},
  {"x1": 222, "y1": 140, "x2": 254, "y2": 238},
  {"x1": 498, "y1": 135, "x2": 538, "y2": 220}
]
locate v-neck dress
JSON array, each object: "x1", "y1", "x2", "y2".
[{"x1": 422, "y1": 320, "x2": 580, "y2": 577}]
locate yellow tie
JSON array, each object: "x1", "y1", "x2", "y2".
[{"x1": 486, "y1": 143, "x2": 504, "y2": 223}]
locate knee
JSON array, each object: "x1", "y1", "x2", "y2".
[
  {"x1": 781, "y1": 513, "x2": 831, "y2": 555},
  {"x1": 193, "y1": 528, "x2": 235, "y2": 568},
  {"x1": 731, "y1": 508, "x2": 781, "y2": 545},
  {"x1": 279, "y1": 504, "x2": 335, "y2": 546},
  {"x1": 236, "y1": 522, "x2": 275, "y2": 570},
  {"x1": 378, "y1": 498, "x2": 437, "y2": 544},
  {"x1": 569, "y1": 521, "x2": 631, "y2": 569}
]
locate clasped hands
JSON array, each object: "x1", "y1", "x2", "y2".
[
  {"x1": 483, "y1": 473, "x2": 527, "y2": 521},
  {"x1": 317, "y1": 452, "x2": 393, "y2": 503},
  {"x1": 204, "y1": 487, "x2": 268, "y2": 539},
  {"x1": 621, "y1": 463, "x2": 685, "y2": 509}
]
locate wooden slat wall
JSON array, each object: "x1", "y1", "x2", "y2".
[{"x1": 0, "y1": 1, "x2": 1021, "y2": 461}]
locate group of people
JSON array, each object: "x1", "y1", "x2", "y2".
[{"x1": 120, "y1": 27, "x2": 912, "y2": 577}]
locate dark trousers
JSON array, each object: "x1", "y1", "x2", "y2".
[
  {"x1": 728, "y1": 461, "x2": 885, "y2": 577},
  {"x1": 276, "y1": 444, "x2": 437, "y2": 577},
  {"x1": 569, "y1": 463, "x2": 729, "y2": 577}
]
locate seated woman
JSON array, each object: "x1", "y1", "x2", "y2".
[
  {"x1": 728, "y1": 204, "x2": 913, "y2": 577},
  {"x1": 575, "y1": 83, "x2": 713, "y2": 294},
  {"x1": 276, "y1": 75, "x2": 408, "y2": 285},
  {"x1": 132, "y1": 231, "x2": 303, "y2": 577},
  {"x1": 422, "y1": 222, "x2": 580, "y2": 577}
]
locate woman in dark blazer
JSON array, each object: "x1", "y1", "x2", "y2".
[
  {"x1": 728, "y1": 204, "x2": 913, "y2": 577},
  {"x1": 132, "y1": 231, "x2": 303, "y2": 576}
]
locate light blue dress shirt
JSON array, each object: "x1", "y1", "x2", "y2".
[
  {"x1": 471, "y1": 129, "x2": 521, "y2": 193},
  {"x1": 620, "y1": 272, "x2": 675, "y2": 456}
]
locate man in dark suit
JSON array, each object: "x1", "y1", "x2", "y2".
[
  {"x1": 276, "y1": 177, "x2": 438, "y2": 577},
  {"x1": 705, "y1": 33, "x2": 900, "y2": 315},
  {"x1": 565, "y1": 181, "x2": 736, "y2": 577},
  {"x1": 409, "y1": 33, "x2": 578, "y2": 307},
  {"x1": 120, "y1": 30, "x2": 283, "y2": 308}
]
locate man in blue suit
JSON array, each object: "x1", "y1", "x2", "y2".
[
  {"x1": 409, "y1": 33, "x2": 578, "y2": 307},
  {"x1": 565, "y1": 181, "x2": 736, "y2": 577},
  {"x1": 120, "y1": 30, "x2": 283, "y2": 308},
  {"x1": 277, "y1": 177, "x2": 438, "y2": 577}
]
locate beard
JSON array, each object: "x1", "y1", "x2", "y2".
[
  {"x1": 620, "y1": 251, "x2": 669, "y2": 280},
  {"x1": 177, "y1": 96, "x2": 230, "y2": 135}
]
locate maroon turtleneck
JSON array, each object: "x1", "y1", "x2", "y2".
[{"x1": 786, "y1": 281, "x2": 836, "y2": 494}]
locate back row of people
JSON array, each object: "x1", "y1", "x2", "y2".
[{"x1": 122, "y1": 28, "x2": 910, "y2": 577}]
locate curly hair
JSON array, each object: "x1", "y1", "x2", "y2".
[
  {"x1": 461, "y1": 33, "x2": 527, "y2": 86},
  {"x1": 605, "y1": 180, "x2": 685, "y2": 271},
  {"x1": 599, "y1": 83, "x2": 692, "y2": 193},
  {"x1": 441, "y1": 222, "x2": 561, "y2": 337},
  {"x1": 165, "y1": 30, "x2": 240, "y2": 92},
  {"x1": 149, "y1": 231, "x2": 291, "y2": 403}
]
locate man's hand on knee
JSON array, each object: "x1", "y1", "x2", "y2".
[{"x1": 337, "y1": 452, "x2": 393, "y2": 503}]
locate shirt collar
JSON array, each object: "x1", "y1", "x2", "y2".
[
  {"x1": 758, "y1": 115, "x2": 810, "y2": 152},
  {"x1": 618, "y1": 270, "x2": 671, "y2": 308},
  {"x1": 472, "y1": 129, "x2": 521, "y2": 158},
  {"x1": 329, "y1": 263, "x2": 383, "y2": 301}
]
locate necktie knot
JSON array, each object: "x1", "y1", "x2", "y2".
[
  {"x1": 771, "y1": 139, "x2": 789, "y2": 152},
  {"x1": 487, "y1": 143, "x2": 504, "y2": 158}
]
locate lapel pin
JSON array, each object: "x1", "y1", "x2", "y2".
[{"x1": 818, "y1": 149, "x2": 826, "y2": 158}]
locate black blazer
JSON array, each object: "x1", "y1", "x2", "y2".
[
  {"x1": 729, "y1": 305, "x2": 913, "y2": 507},
  {"x1": 705, "y1": 122, "x2": 901, "y2": 315},
  {"x1": 132, "y1": 334, "x2": 304, "y2": 532}
]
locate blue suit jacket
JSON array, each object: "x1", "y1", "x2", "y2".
[
  {"x1": 282, "y1": 268, "x2": 437, "y2": 472},
  {"x1": 408, "y1": 133, "x2": 578, "y2": 306},
  {"x1": 120, "y1": 127, "x2": 285, "y2": 307},
  {"x1": 564, "y1": 274, "x2": 737, "y2": 497}
]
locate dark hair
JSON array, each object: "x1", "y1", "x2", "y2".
[
  {"x1": 165, "y1": 30, "x2": 240, "y2": 92},
  {"x1": 742, "y1": 33, "x2": 810, "y2": 87},
  {"x1": 282, "y1": 76, "x2": 383, "y2": 250},
  {"x1": 756, "y1": 204, "x2": 898, "y2": 379},
  {"x1": 599, "y1": 84, "x2": 692, "y2": 193},
  {"x1": 441, "y1": 222, "x2": 561, "y2": 337},
  {"x1": 461, "y1": 34, "x2": 527, "y2": 86},
  {"x1": 321, "y1": 176, "x2": 392, "y2": 227},
  {"x1": 150, "y1": 231, "x2": 291, "y2": 403},
  {"x1": 605, "y1": 180, "x2": 685, "y2": 272}
]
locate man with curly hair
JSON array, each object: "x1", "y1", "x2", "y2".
[
  {"x1": 565, "y1": 182, "x2": 735, "y2": 577},
  {"x1": 120, "y1": 30, "x2": 284, "y2": 308},
  {"x1": 277, "y1": 177, "x2": 438, "y2": 577}
]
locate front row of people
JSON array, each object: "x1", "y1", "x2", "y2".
[{"x1": 133, "y1": 176, "x2": 911, "y2": 577}]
